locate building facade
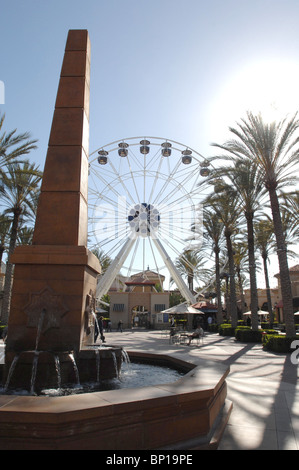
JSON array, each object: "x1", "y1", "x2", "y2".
[{"x1": 105, "y1": 270, "x2": 170, "y2": 329}]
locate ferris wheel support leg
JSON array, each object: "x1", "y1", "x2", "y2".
[
  {"x1": 96, "y1": 236, "x2": 136, "y2": 300},
  {"x1": 152, "y1": 238, "x2": 197, "y2": 305}
]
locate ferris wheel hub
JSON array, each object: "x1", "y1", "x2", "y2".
[{"x1": 128, "y1": 203, "x2": 160, "y2": 238}]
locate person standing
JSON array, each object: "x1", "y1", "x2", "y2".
[{"x1": 99, "y1": 316, "x2": 106, "y2": 342}]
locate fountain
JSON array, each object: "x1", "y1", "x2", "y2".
[{"x1": 0, "y1": 30, "x2": 231, "y2": 449}]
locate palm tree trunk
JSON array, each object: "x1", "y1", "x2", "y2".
[
  {"x1": 0, "y1": 246, "x2": 4, "y2": 270},
  {"x1": 236, "y1": 266, "x2": 246, "y2": 314},
  {"x1": 246, "y1": 212, "x2": 259, "y2": 331},
  {"x1": 1, "y1": 209, "x2": 21, "y2": 324},
  {"x1": 225, "y1": 229, "x2": 238, "y2": 328},
  {"x1": 262, "y1": 253, "x2": 274, "y2": 327},
  {"x1": 268, "y1": 186, "x2": 295, "y2": 337},
  {"x1": 215, "y1": 247, "x2": 223, "y2": 324},
  {"x1": 188, "y1": 273, "x2": 194, "y2": 292}
]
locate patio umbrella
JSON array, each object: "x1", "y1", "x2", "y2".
[
  {"x1": 243, "y1": 310, "x2": 269, "y2": 316},
  {"x1": 96, "y1": 308, "x2": 108, "y2": 314},
  {"x1": 161, "y1": 303, "x2": 204, "y2": 314}
]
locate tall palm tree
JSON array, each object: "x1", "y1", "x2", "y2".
[
  {"x1": 202, "y1": 207, "x2": 225, "y2": 324},
  {"x1": 0, "y1": 161, "x2": 42, "y2": 323},
  {"x1": 212, "y1": 112, "x2": 299, "y2": 337},
  {"x1": 204, "y1": 187, "x2": 242, "y2": 327},
  {"x1": 207, "y1": 159, "x2": 265, "y2": 330},
  {"x1": 0, "y1": 113, "x2": 37, "y2": 178}
]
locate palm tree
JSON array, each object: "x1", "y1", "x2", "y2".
[
  {"x1": 204, "y1": 187, "x2": 242, "y2": 327},
  {"x1": 0, "y1": 113, "x2": 37, "y2": 178},
  {"x1": 91, "y1": 248, "x2": 112, "y2": 275},
  {"x1": 0, "y1": 161, "x2": 42, "y2": 323},
  {"x1": 175, "y1": 249, "x2": 209, "y2": 293},
  {"x1": 202, "y1": 207, "x2": 225, "y2": 324},
  {"x1": 207, "y1": 159, "x2": 265, "y2": 330},
  {"x1": 212, "y1": 112, "x2": 299, "y2": 337}
]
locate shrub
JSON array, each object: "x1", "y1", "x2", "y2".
[
  {"x1": 218, "y1": 324, "x2": 235, "y2": 336},
  {"x1": 261, "y1": 322, "x2": 279, "y2": 329},
  {"x1": 263, "y1": 334, "x2": 299, "y2": 353},
  {"x1": 235, "y1": 327, "x2": 263, "y2": 343}
]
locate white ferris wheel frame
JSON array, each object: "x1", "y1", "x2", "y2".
[{"x1": 88, "y1": 136, "x2": 211, "y2": 304}]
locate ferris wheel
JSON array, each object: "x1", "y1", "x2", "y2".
[{"x1": 87, "y1": 137, "x2": 211, "y2": 303}]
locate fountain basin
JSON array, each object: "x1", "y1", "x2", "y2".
[{"x1": 0, "y1": 351, "x2": 231, "y2": 450}]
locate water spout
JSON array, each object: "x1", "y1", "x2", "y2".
[
  {"x1": 121, "y1": 349, "x2": 130, "y2": 364},
  {"x1": 111, "y1": 351, "x2": 119, "y2": 379},
  {"x1": 95, "y1": 349, "x2": 100, "y2": 382},
  {"x1": 54, "y1": 354, "x2": 61, "y2": 389},
  {"x1": 30, "y1": 352, "x2": 40, "y2": 395},
  {"x1": 69, "y1": 353, "x2": 80, "y2": 386},
  {"x1": 4, "y1": 354, "x2": 19, "y2": 391},
  {"x1": 35, "y1": 309, "x2": 46, "y2": 351}
]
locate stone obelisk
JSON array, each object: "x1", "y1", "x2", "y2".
[{"x1": 6, "y1": 30, "x2": 101, "y2": 355}]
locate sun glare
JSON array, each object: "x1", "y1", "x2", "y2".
[{"x1": 208, "y1": 59, "x2": 299, "y2": 143}]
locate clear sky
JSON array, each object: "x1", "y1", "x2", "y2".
[{"x1": 1, "y1": 0, "x2": 299, "y2": 289}]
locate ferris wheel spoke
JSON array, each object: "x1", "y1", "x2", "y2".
[
  {"x1": 104, "y1": 238, "x2": 128, "y2": 259},
  {"x1": 157, "y1": 169, "x2": 199, "y2": 207},
  {"x1": 152, "y1": 158, "x2": 182, "y2": 206},
  {"x1": 148, "y1": 152, "x2": 164, "y2": 204},
  {"x1": 158, "y1": 225, "x2": 196, "y2": 248},
  {"x1": 108, "y1": 159, "x2": 137, "y2": 206},
  {"x1": 144, "y1": 145, "x2": 161, "y2": 172},
  {"x1": 126, "y1": 149, "x2": 143, "y2": 202},
  {"x1": 89, "y1": 168, "x2": 124, "y2": 201}
]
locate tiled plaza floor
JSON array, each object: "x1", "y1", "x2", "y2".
[{"x1": 99, "y1": 328, "x2": 299, "y2": 450}]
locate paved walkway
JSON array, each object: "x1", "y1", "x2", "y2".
[{"x1": 99, "y1": 328, "x2": 299, "y2": 450}]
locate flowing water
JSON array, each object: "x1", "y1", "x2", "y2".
[
  {"x1": 1, "y1": 309, "x2": 184, "y2": 396},
  {"x1": 30, "y1": 352, "x2": 40, "y2": 395},
  {"x1": 68, "y1": 353, "x2": 80, "y2": 386},
  {"x1": 4, "y1": 354, "x2": 19, "y2": 392},
  {"x1": 54, "y1": 354, "x2": 61, "y2": 389}
]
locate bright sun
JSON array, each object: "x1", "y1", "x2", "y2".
[
  {"x1": 237, "y1": 59, "x2": 299, "y2": 121},
  {"x1": 208, "y1": 59, "x2": 299, "y2": 143}
]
